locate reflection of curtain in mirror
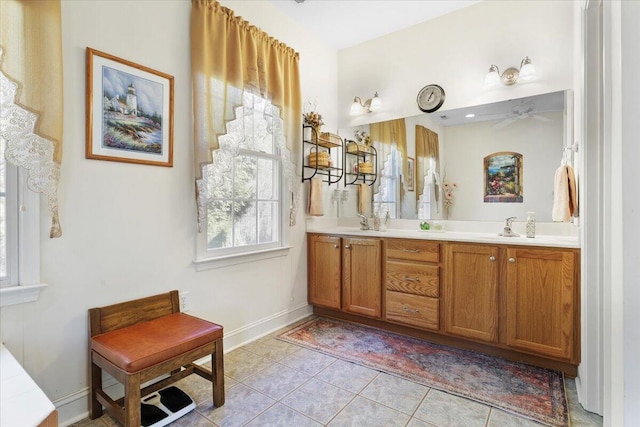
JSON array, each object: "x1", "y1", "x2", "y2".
[
  {"x1": 415, "y1": 126, "x2": 440, "y2": 218},
  {"x1": 370, "y1": 119, "x2": 407, "y2": 214}
]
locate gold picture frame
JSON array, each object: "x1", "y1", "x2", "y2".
[{"x1": 86, "y1": 48, "x2": 174, "y2": 167}]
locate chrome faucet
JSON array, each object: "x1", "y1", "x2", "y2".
[
  {"x1": 499, "y1": 216, "x2": 519, "y2": 237},
  {"x1": 357, "y1": 213, "x2": 371, "y2": 230}
]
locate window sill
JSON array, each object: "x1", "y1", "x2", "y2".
[
  {"x1": 0, "y1": 283, "x2": 48, "y2": 307},
  {"x1": 193, "y1": 246, "x2": 292, "y2": 271}
]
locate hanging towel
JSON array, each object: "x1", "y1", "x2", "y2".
[
  {"x1": 566, "y1": 165, "x2": 578, "y2": 217},
  {"x1": 358, "y1": 183, "x2": 372, "y2": 217},
  {"x1": 552, "y1": 165, "x2": 578, "y2": 222},
  {"x1": 307, "y1": 178, "x2": 323, "y2": 216}
]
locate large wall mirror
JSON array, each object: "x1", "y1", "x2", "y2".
[{"x1": 337, "y1": 90, "x2": 571, "y2": 222}]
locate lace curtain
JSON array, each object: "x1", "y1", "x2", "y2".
[
  {"x1": 415, "y1": 125, "x2": 441, "y2": 218},
  {"x1": 191, "y1": 0, "x2": 302, "y2": 228},
  {"x1": 0, "y1": 0, "x2": 63, "y2": 238}
]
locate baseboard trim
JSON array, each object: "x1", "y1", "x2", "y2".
[{"x1": 55, "y1": 303, "x2": 312, "y2": 426}]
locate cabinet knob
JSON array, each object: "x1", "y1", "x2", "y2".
[
  {"x1": 509, "y1": 257, "x2": 516, "y2": 263},
  {"x1": 345, "y1": 244, "x2": 351, "y2": 249},
  {"x1": 489, "y1": 256, "x2": 496, "y2": 262},
  {"x1": 334, "y1": 244, "x2": 339, "y2": 249}
]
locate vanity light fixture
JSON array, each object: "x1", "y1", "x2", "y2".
[
  {"x1": 484, "y1": 56, "x2": 537, "y2": 88},
  {"x1": 350, "y1": 92, "x2": 382, "y2": 115}
]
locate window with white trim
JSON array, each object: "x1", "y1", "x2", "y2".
[
  {"x1": 0, "y1": 148, "x2": 18, "y2": 288},
  {"x1": 196, "y1": 92, "x2": 289, "y2": 266}
]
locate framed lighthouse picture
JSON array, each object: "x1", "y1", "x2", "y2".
[{"x1": 86, "y1": 48, "x2": 174, "y2": 167}]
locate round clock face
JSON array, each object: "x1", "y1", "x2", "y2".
[{"x1": 417, "y1": 84, "x2": 445, "y2": 113}]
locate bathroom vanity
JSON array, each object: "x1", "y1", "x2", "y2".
[{"x1": 307, "y1": 223, "x2": 580, "y2": 376}]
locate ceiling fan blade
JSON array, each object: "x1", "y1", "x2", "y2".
[{"x1": 493, "y1": 117, "x2": 517, "y2": 129}]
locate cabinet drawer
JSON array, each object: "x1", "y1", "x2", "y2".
[
  {"x1": 386, "y1": 291, "x2": 439, "y2": 331},
  {"x1": 386, "y1": 239, "x2": 439, "y2": 263},
  {"x1": 386, "y1": 261, "x2": 439, "y2": 297}
]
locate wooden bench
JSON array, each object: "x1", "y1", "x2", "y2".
[{"x1": 89, "y1": 290, "x2": 224, "y2": 426}]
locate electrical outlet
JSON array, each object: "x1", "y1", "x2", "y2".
[{"x1": 179, "y1": 291, "x2": 190, "y2": 312}]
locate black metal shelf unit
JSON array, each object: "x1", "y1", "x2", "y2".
[
  {"x1": 344, "y1": 140, "x2": 377, "y2": 186},
  {"x1": 301, "y1": 125, "x2": 343, "y2": 185}
]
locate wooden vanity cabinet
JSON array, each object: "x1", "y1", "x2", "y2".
[
  {"x1": 308, "y1": 234, "x2": 342, "y2": 309},
  {"x1": 384, "y1": 239, "x2": 440, "y2": 331},
  {"x1": 444, "y1": 243, "x2": 500, "y2": 343},
  {"x1": 308, "y1": 233, "x2": 382, "y2": 318},
  {"x1": 504, "y1": 247, "x2": 578, "y2": 361},
  {"x1": 343, "y1": 237, "x2": 382, "y2": 317}
]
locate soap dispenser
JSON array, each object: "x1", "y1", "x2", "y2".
[{"x1": 526, "y1": 211, "x2": 536, "y2": 238}]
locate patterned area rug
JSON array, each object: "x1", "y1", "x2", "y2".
[{"x1": 278, "y1": 317, "x2": 568, "y2": 427}]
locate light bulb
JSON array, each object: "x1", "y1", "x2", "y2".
[{"x1": 369, "y1": 92, "x2": 382, "y2": 111}]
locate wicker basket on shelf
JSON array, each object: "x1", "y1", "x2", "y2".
[
  {"x1": 308, "y1": 147, "x2": 330, "y2": 168},
  {"x1": 358, "y1": 161, "x2": 373, "y2": 174},
  {"x1": 346, "y1": 140, "x2": 369, "y2": 154},
  {"x1": 319, "y1": 132, "x2": 341, "y2": 146}
]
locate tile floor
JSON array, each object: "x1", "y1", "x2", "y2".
[{"x1": 74, "y1": 317, "x2": 603, "y2": 427}]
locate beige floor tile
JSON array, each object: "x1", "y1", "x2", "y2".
[
  {"x1": 196, "y1": 383, "x2": 275, "y2": 427},
  {"x1": 487, "y1": 408, "x2": 546, "y2": 427},
  {"x1": 360, "y1": 372, "x2": 429, "y2": 415},
  {"x1": 244, "y1": 402, "x2": 322, "y2": 427},
  {"x1": 242, "y1": 337, "x2": 301, "y2": 361},
  {"x1": 278, "y1": 347, "x2": 337, "y2": 376},
  {"x1": 242, "y1": 362, "x2": 310, "y2": 400},
  {"x1": 315, "y1": 359, "x2": 379, "y2": 393},
  {"x1": 224, "y1": 348, "x2": 274, "y2": 381},
  {"x1": 328, "y1": 396, "x2": 411, "y2": 427},
  {"x1": 414, "y1": 389, "x2": 490, "y2": 427},
  {"x1": 280, "y1": 377, "x2": 355, "y2": 424}
]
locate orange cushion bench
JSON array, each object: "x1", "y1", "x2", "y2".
[{"x1": 89, "y1": 291, "x2": 224, "y2": 427}]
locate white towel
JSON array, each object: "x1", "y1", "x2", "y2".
[
  {"x1": 552, "y1": 165, "x2": 578, "y2": 222},
  {"x1": 307, "y1": 178, "x2": 323, "y2": 216},
  {"x1": 358, "y1": 183, "x2": 372, "y2": 217}
]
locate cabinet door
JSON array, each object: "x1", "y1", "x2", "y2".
[
  {"x1": 445, "y1": 243, "x2": 499, "y2": 343},
  {"x1": 343, "y1": 237, "x2": 381, "y2": 318},
  {"x1": 505, "y1": 247, "x2": 576, "y2": 360},
  {"x1": 308, "y1": 234, "x2": 342, "y2": 309}
]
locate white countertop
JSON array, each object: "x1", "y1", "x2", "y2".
[
  {"x1": 306, "y1": 218, "x2": 580, "y2": 249},
  {"x1": 1, "y1": 343, "x2": 56, "y2": 427}
]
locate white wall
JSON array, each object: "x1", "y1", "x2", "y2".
[
  {"x1": 337, "y1": 1, "x2": 574, "y2": 129},
  {"x1": 0, "y1": 1, "x2": 338, "y2": 425},
  {"x1": 443, "y1": 112, "x2": 563, "y2": 222}
]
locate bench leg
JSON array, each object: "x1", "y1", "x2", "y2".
[
  {"x1": 89, "y1": 357, "x2": 103, "y2": 419},
  {"x1": 124, "y1": 373, "x2": 141, "y2": 427},
  {"x1": 212, "y1": 339, "x2": 225, "y2": 407}
]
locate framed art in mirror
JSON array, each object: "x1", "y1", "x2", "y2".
[
  {"x1": 86, "y1": 48, "x2": 174, "y2": 167},
  {"x1": 407, "y1": 157, "x2": 415, "y2": 192},
  {"x1": 483, "y1": 152, "x2": 523, "y2": 203}
]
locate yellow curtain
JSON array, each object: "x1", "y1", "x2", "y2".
[
  {"x1": 190, "y1": 0, "x2": 302, "y2": 171},
  {"x1": 0, "y1": 0, "x2": 63, "y2": 237},
  {"x1": 415, "y1": 125, "x2": 440, "y2": 198},
  {"x1": 370, "y1": 118, "x2": 408, "y2": 181}
]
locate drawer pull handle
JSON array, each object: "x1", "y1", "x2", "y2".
[
  {"x1": 402, "y1": 249, "x2": 420, "y2": 253},
  {"x1": 509, "y1": 257, "x2": 516, "y2": 263},
  {"x1": 402, "y1": 306, "x2": 420, "y2": 314},
  {"x1": 403, "y1": 276, "x2": 421, "y2": 283},
  {"x1": 489, "y1": 256, "x2": 496, "y2": 262}
]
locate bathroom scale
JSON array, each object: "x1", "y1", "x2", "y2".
[{"x1": 140, "y1": 385, "x2": 195, "y2": 427}]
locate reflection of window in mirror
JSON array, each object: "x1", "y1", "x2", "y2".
[{"x1": 373, "y1": 147, "x2": 402, "y2": 218}]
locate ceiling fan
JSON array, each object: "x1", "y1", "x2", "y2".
[{"x1": 493, "y1": 100, "x2": 552, "y2": 129}]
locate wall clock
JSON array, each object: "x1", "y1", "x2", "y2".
[{"x1": 417, "y1": 84, "x2": 446, "y2": 113}]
